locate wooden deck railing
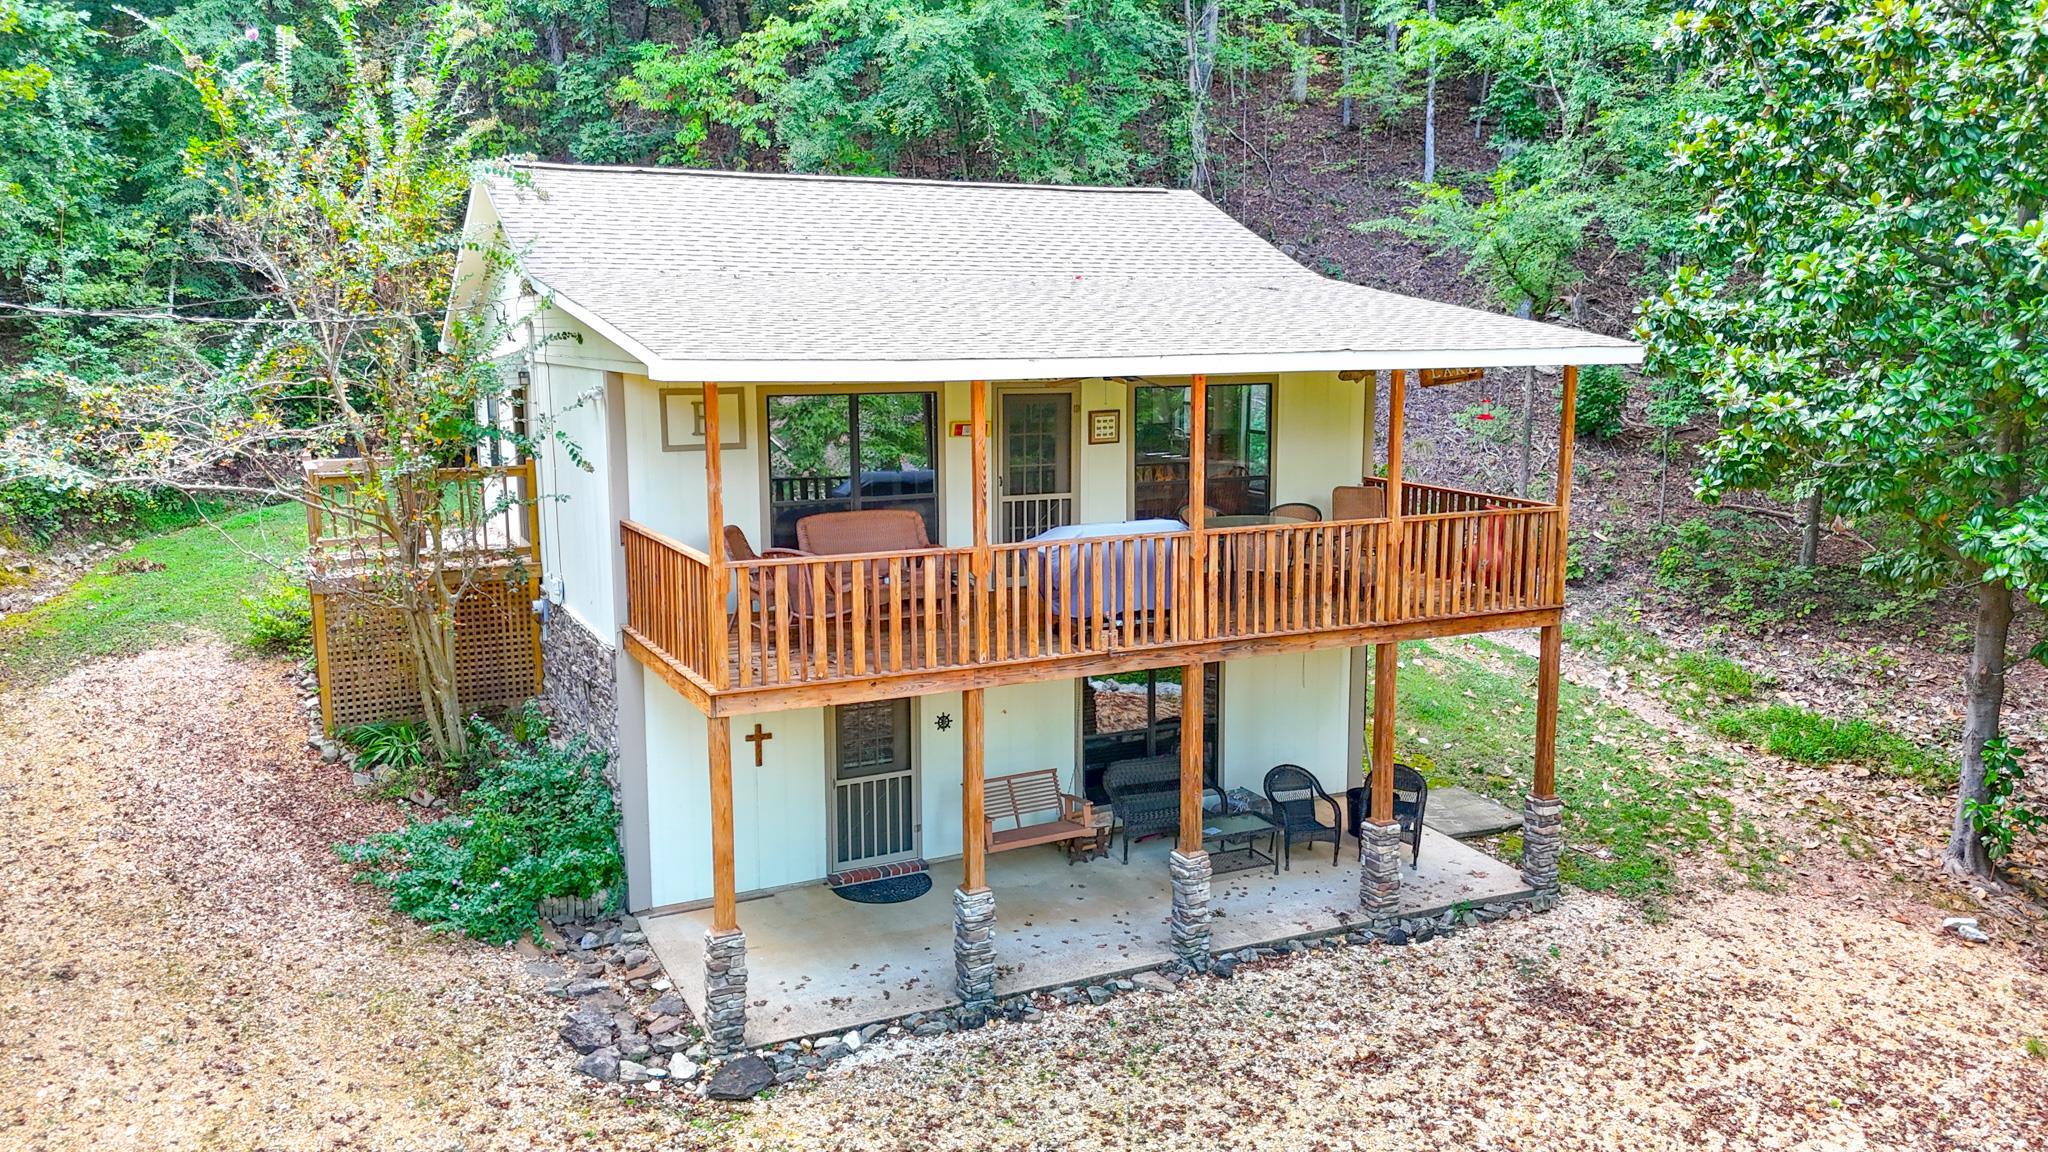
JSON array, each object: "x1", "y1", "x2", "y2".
[
  {"x1": 622, "y1": 500, "x2": 1565, "y2": 695},
  {"x1": 1360, "y1": 476, "x2": 1549, "y2": 515},
  {"x1": 305, "y1": 457, "x2": 539, "y2": 578},
  {"x1": 622, "y1": 521, "x2": 719, "y2": 682}
]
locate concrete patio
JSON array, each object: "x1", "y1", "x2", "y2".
[{"x1": 643, "y1": 826, "x2": 1532, "y2": 1046}]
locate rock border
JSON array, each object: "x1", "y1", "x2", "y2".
[{"x1": 599, "y1": 896, "x2": 1549, "y2": 1099}]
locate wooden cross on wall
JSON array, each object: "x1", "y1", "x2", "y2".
[{"x1": 744, "y1": 723, "x2": 773, "y2": 767}]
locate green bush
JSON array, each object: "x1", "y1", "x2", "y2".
[
  {"x1": 336, "y1": 705, "x2": 623, "y2": 944},
  {"x1": 242, "y1": 575, "x2": 313, "y2": 657},
  {"x1": 1574, "y1": 364, "x2": 1628, "y2": 440},
  {"x1": 1710, "y1": 703, "x2": 1954, "y2": 787}
]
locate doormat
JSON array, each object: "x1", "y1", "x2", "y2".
[{"x1": 829, "y1": 872, "x2": 934, "y2": 905}]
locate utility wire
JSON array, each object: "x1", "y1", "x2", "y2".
[{"x1": 0, "y1": 300, "x2": 440, "y2": 325}]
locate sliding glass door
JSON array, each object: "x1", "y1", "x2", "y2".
[
  {"x1": 1132, "y1": 381, "x2": 1272, "y2": 520},
  {"x1": 1078, "y1": 665, "x2": 1221, "y2": 802},
  {"x1": 766, "y1": 391, "x2": 939, "y2": 547}
]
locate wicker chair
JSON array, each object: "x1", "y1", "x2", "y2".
[
  {"x1": 1104, "y1": 755, "x2": 1183, "y2": 863},
  {"x1": 1268, "y1": 502, "x2": 1323, "y2": 522},
  {"x1": 723, "y1": 525, "x2": 847, "y2": 635},
  {"x1": 1347, "y1": 762, "x2": 1430, "y2": 867},
  {"x1": 794, "y1": 508, "x2": 931, "y2": 554},
  {"x1": 1331, "y1": 485, "x2": 1387, "y2": 521},
  {"x1": 1263, "y1": 764, "x2": 1342, "y2": 869}
]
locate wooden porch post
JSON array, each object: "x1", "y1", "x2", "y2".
[
  {"x1": 962, "y1": 687, "x2": 987, "y2": 892},
  {"x1": 955, "y1": 685, "x2": 997, "y2": 1009},
  {"x1": 1533, "y1": 364, "x2": 1577, "y2": 801},
  {"x1": 702, "y1": 380, "x2": 729, "y2": 690},
  {"x1": 1371, "y1": 366, "x2": 1407, "y2": 823},
  {"x1": 1187, "y1": 373, "x2": 1208, "y2": 638},
  {"x1": 970, "y1": 380, "x2": 992, "y2": 660},
  {"x1": 701, "y1": 711, "x2": 747, "y2": 1052},
  {"x1": 708, "y1": 714, "x2": 738, "y2": 931},
  {"x1": 1361, "y1": 370, "x2": 1406, "y2": 920},
  {"x1": 1171, "y1": 660, "x2": 1214, "y2": 964},
  {"x1": 1523, "y1": 364, "x2": 1577, "y2": 896},
  {"x1": 1177, "y1": 663, "x2": 1206, "y2": 853},
  {"x1": 1370, "y1": 644, "x2": 1398, "y2": 824}
]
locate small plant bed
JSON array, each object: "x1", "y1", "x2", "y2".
[
  {"x1": 336, "y1": 704, "x2": 624, "y2": 946},
  {"x1": 1374, "y1": 636, "x2": 1781, "y2": 915}
]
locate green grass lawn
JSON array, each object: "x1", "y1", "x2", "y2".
[
  {"x1": 1378, "y1": 636, "x2": 1779, "y2": 914},
  {"x1": 0, "y1": 502, "x2": 306, "y2": 682}
]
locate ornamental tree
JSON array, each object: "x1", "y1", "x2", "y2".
[
  {"x1": 4, "y1": 3, "x2": 538, "y2": 760},
  {"x1": 1642, "y1": 0, "x2": 2048, "y2": 878}
]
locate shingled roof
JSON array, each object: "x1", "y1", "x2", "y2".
[{"x1": 456, "y1": 162, "x2": 1641, "y2": 382}]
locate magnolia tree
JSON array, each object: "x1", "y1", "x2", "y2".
[
  {"x1": 1643, "y1": 0, "x2": 2048, "y2": 878},
  {"x1": 4, "y1": 4, "x2": 537, "y2": 760}
]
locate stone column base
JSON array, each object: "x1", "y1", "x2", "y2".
[
  {"x1": 953, "y1": 886, "x2": 997, "y2": 1012},
  {"x1": 1359, "y1": 820, "x2": 1402, "y2": 923},
  {"x1": 703, "y1": 928, "x2": 748, "y2": 1055},
  {"x1": 1521, "y1": 794, "x2": 1563, "y2": 894},
  {"x1": 1168, "y1": 849, "x2": 1213, "y2": 965}
]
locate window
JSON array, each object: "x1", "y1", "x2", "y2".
[
  {"x1": 1133, "y1": 381, "x2": 1272, "y2": 520},
  {"x1": 1078, "y1": 665, "x2": 1220, "y2": 801},
  {"x1": 766, "y1": 392, "x2": 939, "y2": 547}
]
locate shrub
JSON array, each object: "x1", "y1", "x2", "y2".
[
  {"x1": 1710, "y1": 704, "x2": 1954, "y2": 787},
  {"x1": 336, "y1": 705, "x2": 623, "y2": 944},
  {"x1": 242, "y1": 575, "x2": 313, "y2": 657},
  {"x1": 1574, "y1": 364, "x2": 1628, "y2": 440},
  {"x1": 1963, "y1": 738, "x2": 2045, "y2": 860}
]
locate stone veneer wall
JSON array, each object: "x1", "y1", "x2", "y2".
[{"x1": 539, "y1": 607, "x2": 619, "y2": 767}]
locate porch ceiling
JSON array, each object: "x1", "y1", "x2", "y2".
[{"x1": 641, "y1": 827, "x2": 1531, "y2": 1047}]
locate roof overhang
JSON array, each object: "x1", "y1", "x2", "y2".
[{"x1": 532, "y1": 279, "x2": 1642, "y2": 384}]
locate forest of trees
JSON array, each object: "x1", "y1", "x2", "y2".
[{"x1": 0, "y1": 0, "x2": 2042, "y2": 874}]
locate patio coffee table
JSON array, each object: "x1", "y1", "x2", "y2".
[{"x1": 1201, "y1": 811, "x2": 1280, "y2": 877}]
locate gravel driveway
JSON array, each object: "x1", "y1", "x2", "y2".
[{"x1": 2, "y1": 642, "x2": 2043, "y2": 1150}]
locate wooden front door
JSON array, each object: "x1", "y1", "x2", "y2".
[
  {"x1": 998, "y1": 391, "x2": 1074, "y2": 542},
  {"x1": 829, "y1": 699, "x2": 919, "y2": 871}
]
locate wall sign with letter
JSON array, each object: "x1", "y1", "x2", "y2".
[{"x1": 660, "y1": 387, "x2": 746, "y2": 452}]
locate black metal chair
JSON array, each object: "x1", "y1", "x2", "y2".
[
  {"x1": 1262, "y1": 764, "x2": 1341, "y2": 869},
  {"x1": 1348, "y1": 763, "x2": 1430, "y2": 867}
]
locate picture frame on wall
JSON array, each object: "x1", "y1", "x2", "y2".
[
  {"x1": 1087, "y1": 408, "x2": 1121, "y2": 445},
  {"x1": 660, "y1": 387, "x2": 746, "y2": 452}
]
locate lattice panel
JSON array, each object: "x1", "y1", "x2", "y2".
[{"x1": 315, "y1": 574, "x2": 542, "y2": 732}]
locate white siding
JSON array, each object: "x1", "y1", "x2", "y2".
[
  {"x1": 1270, "y1": 370, "x2": 1371, "y2": 516},
  {"x1": 914, "y1": 679, "x2": 1081, "y2": 863},
  {"x1": 1075, "y1": 377, "x2": 1132, "y2": 523},
  {"x1": 1220, "y1": 649, "x2": 1356, "y2": 798},
  {"x1": 531, "y1": 361, "x2": 615, "y2": 638},
  {"x1": 641, "y1": 676, "x2": 831, "y2": 908}
]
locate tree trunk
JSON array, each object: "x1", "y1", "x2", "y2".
[
  {"x1": 1943, "y1": 577, "x2": 2014, "y2": 880},
  {"x1": 1797, "y1": 487, "x2": 1822, "y2": 568},
  {"x1": 1185, "y1": 0, "x2": 1221, "y2": 192},
  {"x1": 1339, "y1": 0, "x2": 1353, "y2": 130},
  {"x1": 1422, "y1": 0, "x2": 1437, "y2": 181},
  {"x1": 1290, "y1": 21, "x2": 1310, "y2": 103},
  {"x1": 704, "y1": 0, "x2": 746, "y2": 40}
]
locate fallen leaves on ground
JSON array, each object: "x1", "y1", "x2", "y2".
[{"x1": 2, "y1": 640, "x2": 2045, "y2": 1151}]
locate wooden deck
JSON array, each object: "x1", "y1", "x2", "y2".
[{"x1": 623, "y1": 480, "x2": 1566, "y2": 715}]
